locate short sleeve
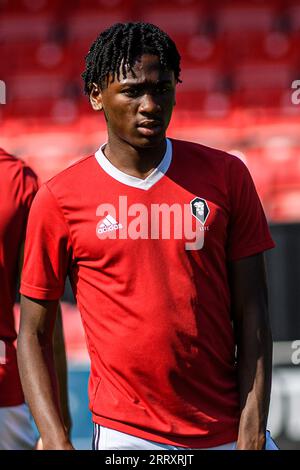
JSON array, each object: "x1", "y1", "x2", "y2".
[
  {"x1": 20, "y1": 183, "x2": 72, "y2": 300},
  {"x1": 226, "y1": 156, "x2": 275, "y2": 261},
  {"x1": 19, "y1": 164, "x2": 39, "y2": 240},
  {"x1": 21, "y1": 165, "x2": 40, "y2": 215}
]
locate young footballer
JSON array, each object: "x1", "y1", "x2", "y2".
[{"x1": 18, "y1": 23, "x2": 276, "y2": 450}]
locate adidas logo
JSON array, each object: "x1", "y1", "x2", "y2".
[{"x1": 97, "y1": 214, "x2": 123, "y2": 234}]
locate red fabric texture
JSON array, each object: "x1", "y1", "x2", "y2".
[
  {"x1": 0, "y1": 148, "x2": 39, "y2": 407},
  {"x1": 21, "y1": 139, "x2": 274, "y2": 446}
]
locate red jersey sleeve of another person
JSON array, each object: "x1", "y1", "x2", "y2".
[
  {"x1": 20, "y1": 165, "x2": 40, "y2": 230},
  {"x1": 20, "y1": 183, "x2": 72, "y2": 300},
  {"x1": 0, "y1": 149, "x2": 39, "y2": 407},
  {"x1": 226, "y1": 155, "x2": 275, "y2": 261}
]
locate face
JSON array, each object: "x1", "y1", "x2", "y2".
[
  {"x1": 195, "y1": 201, "x2": 204, "y2": 216},
  {"x1": 90, "y1": 54, "x2": 176, "y2": 148}
]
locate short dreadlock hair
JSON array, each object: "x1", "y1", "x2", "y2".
[{"x1": 82, "y1": 22, "x2": 181, "y2": 94}]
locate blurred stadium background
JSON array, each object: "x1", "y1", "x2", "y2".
[{"x1": 1, "y1": 0, "x2": 300, "y2": 450}]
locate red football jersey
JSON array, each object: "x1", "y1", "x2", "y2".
[
  {"x1": 21, "y1": 138, "x2": 274, "y2": 447},
  {"x1": 0, "y1": 148, "x2": 39, "y2": 407}
]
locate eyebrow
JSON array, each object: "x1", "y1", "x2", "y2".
[{"x1": 119, "y1": 79, "x2": 173, "y2": 87}]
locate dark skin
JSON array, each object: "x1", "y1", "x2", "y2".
[
  {"x1": 229, "y1": 253, "x2": 272, "y2": 450},
  {"x1": 17, "y1": 244, "x2": 71, "y2": 450},
  {"x1": 18, "y1": 297, "x2": 73, "y2": 450},
  {"x1": 17, "y1": 54, "x2": 272, "y2": 450},
  {"x1": 89, "y1": 54, "x2": 176, "y2": 179}
]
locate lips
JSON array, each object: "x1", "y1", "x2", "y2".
[
  {"x1": 137, "y1": 119, "x2": 163, "y2": 129},
  {"x1": 137, "y1": 119, "x2": 163, "y2": 137}
]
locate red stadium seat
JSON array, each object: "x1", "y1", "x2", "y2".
[
  {"x1": 215, "y1": 4, "x2": 276, "y2": 33},
  {"x1": 265, "y1": 147, "x2": 300, "y2": 191},
  {"x1": 175, "y1": 90, "x2": 207, "y2": 111},
  {"x1": 9, "y1": 73, "x2": 67, "y2": 100},
  {"x1": 233, "y1": 88, "x2": 285, "y2": 110},
  {"x1": 222, "y1": 31, "x2": 296, "y2": 65},
  {"x1": 139, "y1": 4, "x2": 204, "y2": 36},
  {"x1": 0, "y1": 0, "x2": 61, "y2": 14},
  {"x1": 267, "y1": 188, "x2": 300, "y2": 222},
  {"x1": 0, "y1": 14, "x2": 52, "y2": 41},
  {"x1": 288, "y1": 4, "x2": 300, "y2": 31},
  {"x1": 175, "y1": 34, "x2": 227, "y2": 68},
  {"x1": 1, "y1": 41, "x2": 70, "y2": 75},
  {"x1": 0, "y1": 0, "x2": 299, "y2": 207},
  {"x1": 179, "y1": 66, "x2": 221, "y2": 92},
  {"x1": 233, "y1": 60, "x2": 292, "y2": 91},
  {"x1": 67, "y1": 11, "x2": 130, "y2": 41},
  {"x1": 76, "y1": 0, "x2": 134, "y2": 12}
]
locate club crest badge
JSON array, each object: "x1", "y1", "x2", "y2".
[{"x1": 190, "y1": 197, "x2": 210, "y2": 225}]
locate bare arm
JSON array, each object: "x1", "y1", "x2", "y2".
[
  {"x1": 35, "y1": 305, "x2": 71, "y2": 450},
  {"x1": 18, "y1": 243, "x2": 71, "y2": 445},
  {"x1": 17, "y1": 295, "x2": 74, "y2": 450},
  {"x1": 53, "y1": 303, "x2": 72, "y2": 434},
  {"x1": 228, "y1": 253, "x2": 273, "y2": 450}
]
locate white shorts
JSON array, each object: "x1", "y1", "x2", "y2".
[
  {"x1": 92, "y1": 425, "x2": 236, "y2": 450},
  {"x1": 0, "y1": 403, "x2": 36, "y2": 450},
  {"x1": 92, "y1": 425, "x2": 279, "y2": 450}
]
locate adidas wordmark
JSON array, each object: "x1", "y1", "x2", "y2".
[{"x1": 97, "y1": 214, "x2": 123, "y2": 234}]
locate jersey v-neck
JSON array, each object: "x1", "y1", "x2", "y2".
[{"x1": 94, "y1": 138, "x2": 172, "y2": 190}]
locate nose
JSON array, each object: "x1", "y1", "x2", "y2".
[{"x1": 139, "y1": 93, "x2": 161, "y2": 114}]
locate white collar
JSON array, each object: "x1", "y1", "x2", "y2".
[{"x1": 94, "y1": 138, "x2": 172, "y2": 190}]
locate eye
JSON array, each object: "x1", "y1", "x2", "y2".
[
  {"x1": 156, "y1": 85, "x2": 172, "y2": 94},
  {"x1": 122, "y1": 88, "x2": 140, "y2": 97}
]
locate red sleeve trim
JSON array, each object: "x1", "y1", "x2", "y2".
[{"x1": 20, "y1": 281, "x2": 63, "y2": 300}]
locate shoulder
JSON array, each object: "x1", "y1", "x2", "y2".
[
  {"x1": 0, "y1": 147, "x2": 25, "y2": 174},
  {"x1": 169, "y1": 138, "x2": 249, "y2": 184},
  {"x1": 45, "y1": 153, "x2": 96, "y2": 195},
  {"x1": 0, "y1": 148, "x2": 38, "y2": 192},
  {"x1": 170, "y1": 138, "x2": 244, "y2": 167}
]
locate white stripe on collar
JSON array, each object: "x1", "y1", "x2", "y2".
[{"x1": 94, "y1": 138, "x2": 172, "y2": 190}]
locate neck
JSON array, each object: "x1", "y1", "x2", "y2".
[{"x1": 103, "y1": 134, "x2": 167, "y2": 180}]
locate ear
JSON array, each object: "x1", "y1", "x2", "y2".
[{"x1": 89, "y1": 82, "x2": 103, "y2": 111}]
